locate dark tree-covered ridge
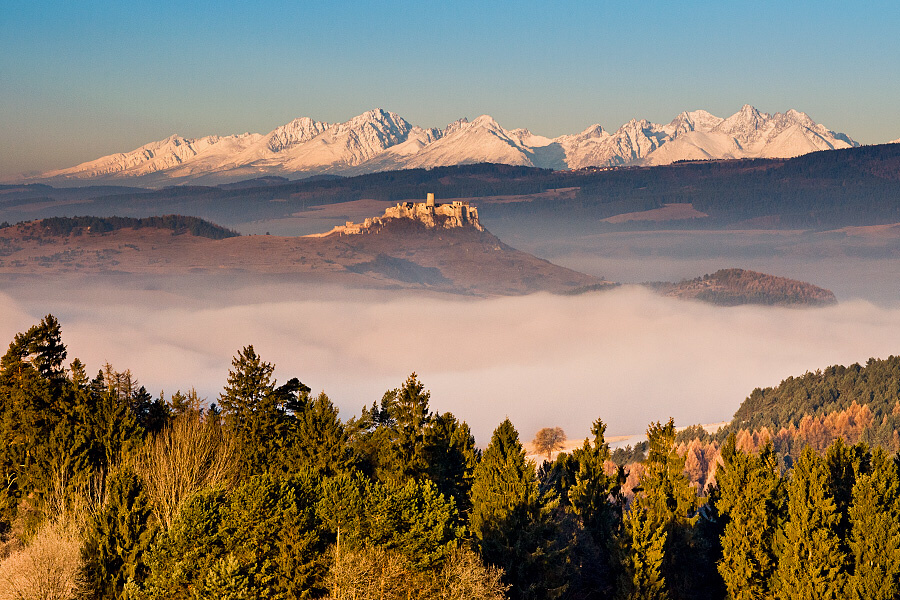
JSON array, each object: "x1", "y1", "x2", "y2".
[{"x1": 26, "y1": 215, "x2": 240, "y2": 240}]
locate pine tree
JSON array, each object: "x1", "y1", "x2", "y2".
[
  {"x1": 716, "y1": 436, "x2": 784, "y2": 600},
  {"x1": 367, "y1": 478, "x2": 463, "y2": 571},
  {"x1": 0, "y1": 316, "x2": 69, "y2": 526},
  {"x1": 223, "y1": 472, "x2": 327, "y2": 598},
  {"x1": 194, "y1": 554, "x2": 251, "y2": 600},
  {"x1": 773, "y1": 445, "x2": 847, "y2": 600},
  {"x1": 846, "y1": 447, "x2": 900, "y2": 600},
  {"x1": 140, "y1": 487, "x2": 229, "y2": 600}
]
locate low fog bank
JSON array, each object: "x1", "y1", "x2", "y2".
[
  {"x1": 483, "y1": 224, "x2": 900, "y2": 306},
  {"x1": 2, "y1": 278, "x2": 900, "y2": 445}
]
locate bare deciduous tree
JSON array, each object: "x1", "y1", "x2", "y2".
[
  {"x1": 533, "y1": 427, "x2": 567, "y2": 460},
  {"x1": 132, "y1": 413, "x2": 236, "y2": 529},
  {"x1": 0, "y1": 520, "x2": 82, "y2": 600}
]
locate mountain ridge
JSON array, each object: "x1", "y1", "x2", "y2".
[{"x1": 18, "y1": 105, "x2": 860, "y2": 187}]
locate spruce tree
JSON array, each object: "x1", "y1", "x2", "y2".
[
  {"x1": 554, "y1": 418, "x2": 623, "y2": 597},
  {"x1": 423, "y1": 411, "x2": 479, "y2": 521},
  {"x1": 773, "y1": 445, "x2": 847, "y2": 600},
  {"x1": 627, "y1": 419, "x2": 704, "y2": 599},
  {"x1": 470, "y1": 418, "x2": 564, "y2": 600},
  {"x1": 846, "y1": 447, "x2": 900, "y2": 600},
  {"x1": 82, "y1": 466, "x2": 156, "y2": 599},
  {"x1": 218, "y1": 345, "x2": 284, "y2": 477},
  {"x1": 284, "y1": 391, "x2": 352, "y2": 476},
  {"x1": 626, "y1": 503, "x2": 668, "y2": 600},
  {"x1": 716, "y1": 436, "x2": 784, "y2": 600}
]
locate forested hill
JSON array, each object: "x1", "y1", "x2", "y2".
[
  {"x1": 731, "y1": 355, "x2": 900, "y2": 432},
  {"x1": 12, "y1": 215, "x2": 240, "y2": 240},
  {"x1": 2, "y1": 143, "x2": 899, "y2": 229},
  {"x1": 649, "y1": 268, "x2": 837, "y2": 307}
]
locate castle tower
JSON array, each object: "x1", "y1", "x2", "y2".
[{"x1": 426, "y1": 192, "x2": 435, "y2": 207}]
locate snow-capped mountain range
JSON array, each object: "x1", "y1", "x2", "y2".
[{"x1": 23, "y1": 106, "x2": 861, "y2": 187}]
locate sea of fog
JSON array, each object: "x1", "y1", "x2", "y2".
[{"x1": 2, "y1": 277, "x2": 900, "y2": 445}]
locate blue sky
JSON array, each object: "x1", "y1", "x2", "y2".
[{"x1": 1, "y1": 0, "x2": 898, "y2": 178}]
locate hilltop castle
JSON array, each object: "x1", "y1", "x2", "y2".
[{"x1": 313, "y1": 193, "x2": 484, "y2": 237}]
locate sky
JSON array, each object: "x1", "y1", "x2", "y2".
[{"x1": 1, "y1": 0, "x2": 899, "y2": 179}]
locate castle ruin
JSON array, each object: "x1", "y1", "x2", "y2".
[{"x1": 311, "y1": 193, "x2": 484, "y2": 237}]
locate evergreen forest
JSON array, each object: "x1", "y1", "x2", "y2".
[{"x1": 2, "y1": 315, "x2": 900, "y2": 599}]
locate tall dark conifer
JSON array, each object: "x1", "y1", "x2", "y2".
[
  {"x1": 773, "y1": 446, "x2": 846, "y2": 600},
  {"x1": 716, "y1": 436, "x2": 784, "y2": 600},
  {"x1": 846, "y1": 447, "x2": 900, "y2": 600}
]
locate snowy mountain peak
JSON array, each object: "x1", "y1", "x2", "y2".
[
  {"x1": 442, "y1": 118, "x2": 469, "y2": 137},
  {"x1": 22, "y1": 105, "x2": 859, "y2": 186},
  {"x1": 470, "y1": 114, "x2": 503, "y2": 131},
  {"x1": 667, "y1": 110, "x2": 724, "y2": 136},
  {"x1": 264, "y1": 117, "x2": 330, "y2": 152}
]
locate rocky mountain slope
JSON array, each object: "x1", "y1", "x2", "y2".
[{"x1": 17, "y1": 106, "x2": 858, "y2": 187}]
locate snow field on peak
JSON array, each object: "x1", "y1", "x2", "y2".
[{"x1": 28, "y1": 106, "x2": 860, "y2": 185}]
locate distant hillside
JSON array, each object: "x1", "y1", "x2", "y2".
[
  {"x1": 15, "y1": 215, "x2": 240, "y2": 240},
  {"x1": 1, "y1": 144, "x2": 898, "y2": 231},
  {"x1": 649, "y1": 268, "x2": 837, "y2": 307},
  {"x1": 0, "y1": 213, "x2": 604, "y2": 296}
]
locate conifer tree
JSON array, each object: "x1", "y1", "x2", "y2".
[
  {"x1": 140, "y1": 486, "x2": 229, "y2": 600},
  {"x1": 470, "y1": 418, "x2": 540, "y2": 546},
  {"x1": 824, "y1": 438, "x2": 870, "y2": 556},
  {"x1": 82, "y1": 466, "x2": 156, "y2": 599},
  {"x1": 423, "y1": 411, "x2": 479, "y2": 520},
  {"x1": 625, "y1": 503, "x2": 668, "y2": 600},
  {"x1": 773, "y1": 445, "x2": 847, "y2": 600},
  {"x1": 385, "y1": 372, "x2": 433, "y2": 481},
  {"x1": 284, "y1": 391, "x2": 352, "y2": 476},
  {"x1": 846, "y1": 447, "x2": 900, "y2": 600},
  {"x1": 222, "y1": 472, "x2": 327, "y2": 598},
  {"x1": 565, "y1": 417, "x2": 624, "y2": 597},
  {"x1": 568, "y1": 417, "x2": 622, "y2": 536},
  {"x1": 367, "y1": 478, "x2": 463, "y2": 570},
  {"x1": 218, "y1": 345, "x2": 283, "y2": 477},
  {"x1": 716, "y1": 436, "x2": 784, "y2": 600},
  {"x1": 626, "y1": 419, "x2": 703, "y2": 598},
  {"x1": 0, "y1": 316, "x2": 68, "y2": 525},
  {"x1": 470, "y1": 418, "x2": 564, "y2": 600}
]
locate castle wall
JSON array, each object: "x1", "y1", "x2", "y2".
[{"x1": 311, "y1": 197, "x2": 483, "y2": 238}]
